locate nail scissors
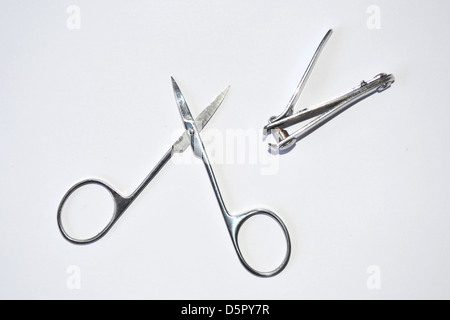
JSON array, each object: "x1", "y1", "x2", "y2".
[
  {"x1": 57, "y1": 78, "x2": 291, "y2": 277},
  {"x1": 264, "y1": 29, "x2": 395, "y2": 152}
]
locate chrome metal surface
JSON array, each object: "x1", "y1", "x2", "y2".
[
  {"x1": 57, "y1": 85, "x2": 229, "y2": 245},
  {"x1": 267, "y1": 73, "x2": 395, "y2": 152},
  {"x1": 265, "y1": 29, "x2": 395, "y2": 152},
  {"x1": 172, "y1": 78, "x2": 291, "y2": 277},
  {"x1": 269, "y1": 29, "x2": 333, "y2": 124}
]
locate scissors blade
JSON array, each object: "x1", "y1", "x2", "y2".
[
  {"x1": 172, "y1": 77, "x2": 195, "y2": 124},
  {"x1": 195, "y1": 85, "x2": 229, "y2": 129},
  {"x1": 171, "y1": 78, "x2": 229, "y2": 153}
]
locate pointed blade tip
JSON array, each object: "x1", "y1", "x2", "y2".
[
  {"x1": 171, "y1": 77, "x2": 182, "y2": 93},
  {"x1": 220, "y1": 85, "x2": 231, "y2": 98},
  {"x1": 170, "y1": 76, "x2": 177, "y2": 87}
]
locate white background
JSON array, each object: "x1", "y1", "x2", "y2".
[{"x1": 1, "y1": 0, "x2": 450, "y2": 299}]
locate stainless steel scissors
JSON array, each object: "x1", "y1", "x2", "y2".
[{"x1": 57, "y1": 79, "x2": 291, "y2": 277}]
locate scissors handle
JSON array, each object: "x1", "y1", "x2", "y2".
[
  {"x1": 225, "y1": 209, "x2": 291, "y2": 278},
  {"x1": 57, "y1": 179, "x2": 131, "y2": 245},
  {"x1": 57, "y1": 149, "x2": 173, "y2": 245},
  {"x1": 172, "y1": 78, "x2": 291, "y2": 276},
  {"x1": 199, "y1": 132, "x2": 291, "y2": 277}
]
